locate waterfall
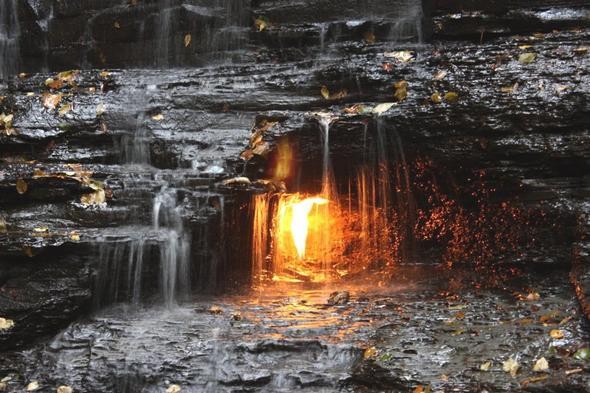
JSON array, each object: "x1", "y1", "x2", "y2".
[
  {"x1": 0, "y1": 0, "x2": 20, "y2": 81},
  {"x1": 94, "y1": 185, "x2": 191, "y2": 307},
  {"x1": 120, "y1": 88, "x2": 152, "y2": 165},
  {"x1": 153, "y1": 186, "x2": 191, "y2": 307},
  {"x1": 251, "y1": 193, "x2": 270, "y2": 286}
]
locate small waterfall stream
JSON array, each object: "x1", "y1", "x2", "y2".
[{"x1": 0, "y1": 0, "x2": 20, "y2": 80}]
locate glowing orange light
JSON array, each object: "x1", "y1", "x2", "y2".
[
  {"x1": 290, "y1": 197, "x2": 328, "y2": 259},
  {"x1": 273, "y1": 138, "x2": 293, "y2": 181}
]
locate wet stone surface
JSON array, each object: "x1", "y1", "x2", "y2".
[{"x1": 0, "y1": 265, "x2": 588, "y2": 392}]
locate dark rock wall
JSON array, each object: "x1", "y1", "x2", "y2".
[{"x1": 0, "y1": 0, "x2": 589, "y2": 350}]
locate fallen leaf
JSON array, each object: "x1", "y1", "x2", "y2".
[
  {"x1": 166, "y1": 385, "x2": 181, "y2": 393},
  {"x1": 57, "y1": 386, "x2": 73, "y2": 393},
  {"x1": 363, "y1": 346, "x2": 377, "y2": 359},
  {"x1": 0, "y1": 317, "x2": 15, "y2": 331},
  {"x1": 565, "y1": 368, "x2": 582, "y2": 376},
  {"x1": 533, "y1": 357, "x2": 549, "y2": 372},
  {"x1": 33, "y1": 227, "x2": 48, "y2": 233},
  {"x1": 559, "y1": 316, "x2": 573, "y2": 325},
  {"x1": 518, "y1": 44, "x2": 533, "y2": 50},
  {"x1": 16, "y1": 179, "x2": 28, "y2": 194},
  {"x1": 480, "y1": 361, "x2": 492, "y2": 371},
  {"x1": 70, "y1": 232, "x2": 81, "y2": 242},
  {"x1": 45, "y1": 78, "x2": 63, "y2": 90},
  {"x1": 254, "y1": 17, "x2": 268, "y2": 32},
  {"x1": 99, "y1": 70, "x2": 111, "y2": 79},
  {"x1": 58, "y1": 103, "x2": 72, "y2": 117},
  {"x1": 550, "y1": 329, "x2": 564, "y2": 339},
  {"x1": 526, "y1": 292, "x2": 540, "y2": 301},
  {"x1": 384, "y1": 50, "x2": 415, "y2": 63},
  {"x1": 209, "y1": 305, "x2": 223, "y2": 314},
  {"x1": 412, "y1": 386, "x2": 424, "y2": 393},
  {"x1": 151, "y1": 113, "x2": 164, "y2": 121},
  {"x1": 80, "y1": 189, "x2": 106, "y2": 206},
  {"x1": 519, "y1": 53, "x2": 536, "y2": 64},
  {"x1": 433, "y1": 70, "x2": 448, "y2": 80},
  {"x1": 0, "y1": 217, "x2": 6, "y2": 233},
  {"x1": 431, "y1": 92, "x2": 442, "y2": 104},
  {"x1": 503, "y1": 357, "x2": 520, "y2": 377},
  {"x1": 42, "y1": 93, "x2": 63, "y2": 110},
  {"x1": 344, "y1": 104, "x2": 369, "y2": 114},
  {"x1": 573, "y1": 46, "x2": 589, "y2": 55},
  {"x1": 114, "y1": 21, "x2": 121, "y2": 29},
  {"x1": 252, "y1": 142, "x2": 270, "y2": 156},
  {"x1": 444, "y1": 91, "x2": 459, "y2": 103},
  {"x1": 96, "y1": 103, "x2": 106, "y2": 116},
  {"x1": 501, "y1": 83, "x2": 519, "y2": 94},
  {"x1": 372, "y1": 103, "x2": 395, "y2": 115},
  {"x1": 394, "y1": 80, "x2": 408, "y2": 102},
  {"x1": 184, "y1": 34, "x2": 192, "y2": 48},
  {"x1": 26, "y1": 381, "x2": 39, "y2": 391},
  {"x1": 574, "y1": 348, "x2": 590, "y2": 361},
  {"x1": 320, "y1": 85, "x2": 330, "y2": 99}
]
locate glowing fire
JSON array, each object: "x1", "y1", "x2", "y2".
[{"x1": 290, "y1": 197, "x2": 328, "y2": 259}]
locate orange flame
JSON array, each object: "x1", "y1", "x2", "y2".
[{"x1": 290, "y1": 197, "x2": 328, "y2": 259}]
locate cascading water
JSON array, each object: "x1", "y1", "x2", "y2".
[
  {"x1": 251, "y1": 114, "x2": 417, "y2": 283},
  {"x1": 153, "y1": 185, "x2": 191, "y2": 306},
  {"x1": 0, "y1": 0, "x2": 20, "y2": 80}
]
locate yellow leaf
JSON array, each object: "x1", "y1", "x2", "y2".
[
  {"x1": 372, "y1": 103, "x2": 395, "y2": 115},
  {"x1": 33, "y1": 227, "x2": 48, "y2": 233},
  {"x1": 151, "y1": 113, "x2": 164, "y2": 121},
  {"x1": 58, "y1": 103, "x2": 72, "y2": 117},
  {"x1": 444, "y1": 91, "x2": 459, "y2": 103},
  {"x1": 16, "y1": 179, "x2": 28, "y2": 194},
  {"x1": 331, "y1": 89, "x2": 348, "y2": 100},
  {"x1": 26, "y1": 381, "x2": 39, "y2": 391},
  {"x1": 363, "y1": 347, "x2": 377, "y2": 359},
  {"x1": 42, "y1": 93, "x2": 63, "y2": 110},
  {"x1": 26, "y1": 92, "x2": 35, "y2": 97},
  {"x1": 320, "y1": 85, "x2": 330, "y2": 100},
  {"x1": 550, "y1": 329, "x2": 564, "y2": 339},
  {"x1": 254, "y1": 17, "x2": 268, "y2": 32},
  {"x1": 518, "y1": 44, "x2": 533, "y2": 50},
  {"x1": 519, "y1": 52, "x2": 536, "y2": 64},
  {"x1": 480, "y1": 361, "x2": 492, "y2": 371},
  {"x1": 57, "y1": 386, "x2": 73, "y2": 393},
  {"x1": 44, "y1": 77, "x2": 63, "y2": 90},
  {"x1": 99, "y1": 70, "x2": 111, "y2": 79},
  {"x1": 184, "y1": 33, "x2": 192, "y2": 48},
  {"x1": 431, "y1": 92, "x2": 442, "y2": 104},
  {"x1": 80, "y1": 189, "x2": 106, "y2": 206},
  {"x1": 0, "y1": 317, "x2": 15, "y2": 331},
  {"x1": 503, "y1": 357, "x2": 520, "y2": 377},
  {"x1": 70, "y1": 232, "x2": 80, "y2": 242},
  {"x1": 0, "y1": 217, "x2": 7, "y2": 233},
  {"x1": 384, "y1": 50, "x2": 415, "y2": 63},
  {"x1": 166, "y1": 385, "x2": 181, "y2": 393},
  {"x1": 394, "y1": 80, "x2": 408, "y2": 102},
  {"x1": 209, "y1": 305, "x2": 223, "y2": 314},
  {"x1": 533, "y1": 357, "x2": 549, "y2": 372}
]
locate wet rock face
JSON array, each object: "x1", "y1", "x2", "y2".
[{"x1": 0, "y1": 0, "x2": 588, "y2": 373}]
